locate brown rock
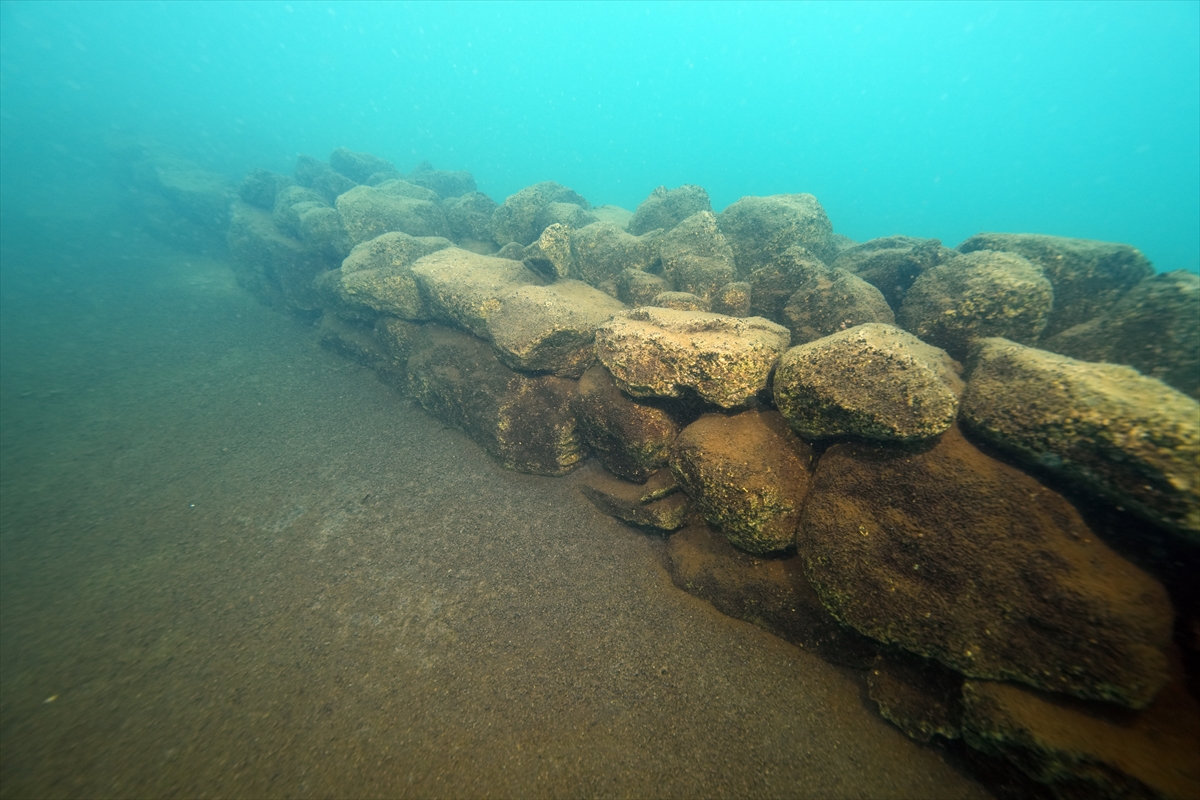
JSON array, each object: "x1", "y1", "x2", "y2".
[
  {"x1": 410, "y1": 248, "x2": 542, "y2": 340},
  {"x1": 578, "y1": 465, "x2": 689, "y2": 532},
  {"x1": 798, "y1": 425, "x2": 1173, "y2": 708},
  {"x1": 833, "y1": 236, "x2": 958, "y2": 311},
  {"x1": 571, "y1": 365, "x2": 681, "y2": 482},
  {"x1": 868, "y1": 652, "x2": 965, "y2": 743}
]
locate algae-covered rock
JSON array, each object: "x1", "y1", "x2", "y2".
[
  {"x1": 669, "y1": 410, "x2": 814, "y2": 554},
  {"x1": 570, "y1": 365, "x2": 681, "y2": 482},
  {"x1": 658, "y1": 211, "x2": 736, "y2": 300},
  {"x1": 616, "y1": 268, "x2": 670, "y2": 307},
  {"x1": 833, "y1": 236, "x2": 958, "y2": 311},
  {"x1": 1041, "y1": 270, "x2": 1200, "y2": 400},
  {"x1": 595, "y1": 307, "x2": 791, "y2": 409},
  {"x1": 578, "y1": 465, "x2": 689, "y2": 532},
  {"x1": 336, "y1": 181, "x2": 451, "y2": 245},
  {"x1": 315, "y1": 231, "x2": 452, "y2": 321},
  {"x1": 589, "y1": 205, "x2": 634, "y2": 231},
  {"x1": 711, "y1": 281, "x2": 751, "y2": 317},
  {"x1": 961, "y1": 337, "x2": 1200, "y2": 542},
  {"x1": 272, "y1": 185, "x2": 327, "y2": 238},
  {"x1": 407, "y1": 325, "x2": 586, "y2": 475},
  {"x1": 719, "y1": 193, "x2": 836, "y2": 275},
  {"x1": 486, "y1": 280, "x2": 627, "y2": 377},
  {"x1": 406, "y1": 159, "x2": 477, "y2": 199},
  {"x1": 227, "y1": 200, "x2": 327, "y2": 312},
  {"x1": 868, "y1": 652, "x2": 964, "y2": 743},
  {"x1": 962, "y1": 673, "x2": 1200, "y2": 800},
  {"x1": 522, "y1": 222, "x2": 574, "y2": 281},
  {"x1": 297, "y1": 205, "x2": 351, "y2": 261},
  {"x1": 746, "y1": 245, "x2": 832, "y2": 322},
  {"x1": 652, "y1": 291, "x2": 708, "y2": 312},
  {"x1": 664, "y1": 523, "x2": 877, "y2": 667},
  {"x1": 781, "y1": 263, "x2": 895, "y2": 345},
  {"x1": 238, "y1": 169, "x2": 295, "y2": 211},
  {"x1": 410, "y1": 247, "x2": 541, "y2": 340},
  {"x1": 570, "y1": 222, "x2": 661, "y2": 291},
  {"x1": 329, "y1": 147, "x2": 398, "y2": 184},
  {"x1": 444, "y1": 191, "x2": 499, "y2": 245},
  {"x1": 534, "y1": 201, "x2": 597, "y2": 234},
  {"x1": 773, "y1": 324, "x2": 961, "y2": 443},
  {"x1": 798, "y1": 425, "x2": 1174, "y2": 708},
  {"x1": 958, "y1": 233, "x2": 1154, "y2": 338},
  {"x1": 628, "y1": 184, "x2": 713, "y2": 236},
  {"x1": 489, "y1": 181, "x2": 591, "y2": 246},
  {"x1": 898, "y1": 250, "x2": 1054, "y2": 360}
]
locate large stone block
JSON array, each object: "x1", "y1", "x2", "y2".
[{"x1": 410, "y1": 248, "x2": 541, "y2": 340}]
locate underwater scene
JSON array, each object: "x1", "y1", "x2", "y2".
[{"x1": 1, "y1": 2, "x2": 1198, "y2": 798}]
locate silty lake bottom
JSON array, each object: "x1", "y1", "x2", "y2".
[{"x1": 0, "y1": 197, "x2": 1000, "y2": 796}]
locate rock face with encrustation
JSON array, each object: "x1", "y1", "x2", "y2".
[
  {"x1": 669, "y1": 410, "x2": 814, "y2": 554},
  {"x1": 410, "y1": 248, "x2": 542, "y2": 340},
  {"x1": 798, "y1": 425, "x2": 1173, "y2": 708},
  {"x1": 595, "y1": 307, "x2": 791, "y2": 409},
  {"x1": 570, "y1": 365, "x2": 681, "y2": 482},
  {"x1": 489, "y1": 181, "x2": 591, "y2": 246},
  {"x1": 316, "y1": 232, "x2": 452, "y2": 321},
  {"x1": 628, "y1": 184, "x2": 713, "y2": 236},
  {"x1": 570, "y1": 222, "x2": 661, "y2": 292},
  {"x1": 336, "y1": 181, "x2": 451, "y2": 245},
  {"x1": 781, "y1": 262, "x2": 895, "y2": 345},
  {"x1": 898, "y1": 250, "x2": 1054, "y2": 360},
  {"x1": 958, "y1": 233, "x2": 1153, "y2": 338},
  {"x1": 774, "y1": 323, "x2": 961, "y2": 443},
  {"x1": 406, "y1": 325, "x2": 585, "y2": 475},
  {"x1": 719, "y1": 194, "x2": 836, "y2": 274},
  {"x1": 657, "y1": 211, "x2": 737, "y2": 301},
  {"x1": 486, "y1": 280, "x2": 627, "y2": 377},
  {"x1": 834, "y1": 236, "x2": 958, "y2": 311},
  {"x1": 960, "y1": 337, "x2": 1200, "y2": 542}
]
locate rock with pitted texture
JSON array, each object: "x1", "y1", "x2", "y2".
[
  {"x1": 669, "y1": 409, "x2": 814, "y2": 554},
  {"x1": 658, "y1": 211, "x2": 736, "y2": 301},
  {"x1": 960, "y1": 337, "x2": 1200, "y2": 543},
  {"x1": 833, "y1": 236, "x2": 958, "y2": 311},
  {"x1": 489, "y1": 181, "x2": 591, "y2": 246},
  {"x1": 773, "y1": 323, "x2": 961, "y2": 443},
  {"x1": 719, "y1": 193, "x2": 836, "y2": 275},
  {"x1": 781, "y1": 263, "x2": 895, "y2": 345},
  {"x1": 336, "y1": 181, "x2": 450, "y2": 245},
  {"x1": 595, "y1": 307, "x2": 791, "y2": 409},
  {"x1": 444, "y1": 191, "x2": 499, "y2": 245},
  {"x1": 958, "y1": 233, "x2": 1153, "y2": 338},
  {"x1": 898, "y1": 250, "x2": 1054, "y2": 360},
  {"x1": 571, "y1": 222, "x2": 662, "y2": 293},
  {"x1": 315, "y1": 231, "x2": 452, "y2": 321}
]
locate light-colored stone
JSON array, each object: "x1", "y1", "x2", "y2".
[
  {"x1": 315, "y1": 232, "x2": 453, "y2": 321},
  {"x1": 410, "y1": 247, "x2": 541, "y2": 340},
  {"x1": 595, "y1": 307, "x2": 791, "y2": 409},
  {"x1": 336, "y1": 182, "x2": 451, "y2": 245}
]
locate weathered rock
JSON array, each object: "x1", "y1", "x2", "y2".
[
  {"x1": 658, "y1": 211, "x2": 736, "y2": 301},
  {"x1": 486, "y1": 280, "x2": 627, "y2": 377},
  {"x1": 665, "y1": 523, "x2": 877, "y2": 666},
  {"x1": 489, "y1": 181, "x2": 591, "y2": 246},
  {"x1": 719, "y1": 194, "x2": 835, "y2": 276},
  {"x1": 293, "y1": 155, "x2": 359, "y2": 203},
  {"x1": 961, "y1": 337, "x2": 1200, "y2": 542},
  {"x1": 669, "y1": 410, "x2": 814, "y2": 554},
  {"x1": 578, "y1": 465, "x2": 689, "y2": 532},
  {"x1": 272, "y1": 185, "x2": 327, "y2": 238},
  {"x1": 375, "y1": 316, "x2": 423, "y2": 367},
  {"x1": 596, "y1": 307, "x2": 791, "y2": 409},
  {"x1": 336, "y1": 182, "x2": 450, "y2": 245},
  {"x1": 227, "y1": 200, "x2": 327, "y2": 312},
  {"x1": 534, "y1": 201, "x2": 597, "y2": 234},
  {"x1": 445, "y1": 191, "x2": 499, "y2": 245},
  {"x1": 628, "y1": 184, "x2": 713, "y2": 236},
  {"x1": 962, "y1": 669, "x2": 1200, "y2": 800},
  {"x1": 406, "y1": 159, "x2": 477, "y2": 199},
  {"x1": 238, "y1": 169, "x2": 295, "y2": 210},
  {"x1": 316, "y1": 313, "x2": 390, "y2": 371},
  {"x1": 652, "y1": 291, "x2": 709, "y2": 312},
  {"x1": 868, "y1": 652, "x2": 964, "y2": 743},
  {"x1": 522, "y1": 223, "x2": 574, "y2": 281},
  {"x1": 711, "y1": 282, "x2": 751, "y2": 317},
  {"x1": 130, "y1": 150, "x2": 234, "y2": 229},
  {"x1": 297, "y1": 205, "x2": 351, "y2": 261},
  {"x1": 616, "y1": 268, "x2": 670, "y2": 307},
  {"x1": 316, "y1": 232, "x2": 452, "y2": 321},
  {"x1": 496, "y1": 242, "x2": 526, "y2": 260},
  {"x1": 329, "y1": 147, "x2": 398, "y2": 184},
  {"x1": 1042, "y1": 270, "x2": 1200, "y2": 400},
  {"x1": 898, "y1": 250, "x2": 1054, "y2": 360},
  {"x1": 571, "y1": 365, "x2": 681, "y2": 482},
  {"x1": 407, "y1": 325, "x2": 586, "y2": 476},
  {"x1": 833, "y1": 236, "x2": 958, "y2": 311},
  {"x1": 294, "y1": 154, "x2": 335, "y2": 187},
  {"x1": 781, "y1": 264, "x2": 895, "y2": 345},
  {"x1": 746, "y1": 245, "x2": 831, "y2": 322},
  {"x1": 410, "y1": 247, "x2": 541, "y2": 340},
  {"x1": 570, "y1": 222, "x2": 661, "y2": 291},
  {"x1": 958, "y1": 233, "x2": 1154, "y2": 339},
  {"x1": 798, "y1": 425, "x2": 1174, "y2": 708},
  {"x1": 774, "y1": 324, "x2": 961, "y2": 443}
]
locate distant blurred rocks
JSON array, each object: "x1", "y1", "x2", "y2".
[
  {"x1": 834, "y1": 236, "x2": 958, "y2": 312},
  {"x1": 337, "y1": 181, "x2": 451, "y2": 244},
  {"x1": 489, "y1": 181, "x2": 591, "y2": 246},
  {"x1": 628, "y1": 184, "x2": 713, "y2": 236},
  {"x1": 719, "y1": 193, "x2": 836, "y2": 275},
  {"x1": 406, "y1": 160, "x2": 477, "y2": 199},
  {"x1": 329, "y1": 147, "x2": 399, "y2": 184}
]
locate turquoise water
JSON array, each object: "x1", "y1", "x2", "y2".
[{"x1": 1, "y1": 0, "x2": 1198, "y2": 270}]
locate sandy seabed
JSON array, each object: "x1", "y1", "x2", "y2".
[{"x1": 0, "y1": 205, "x2": 991, "y2": 799}]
